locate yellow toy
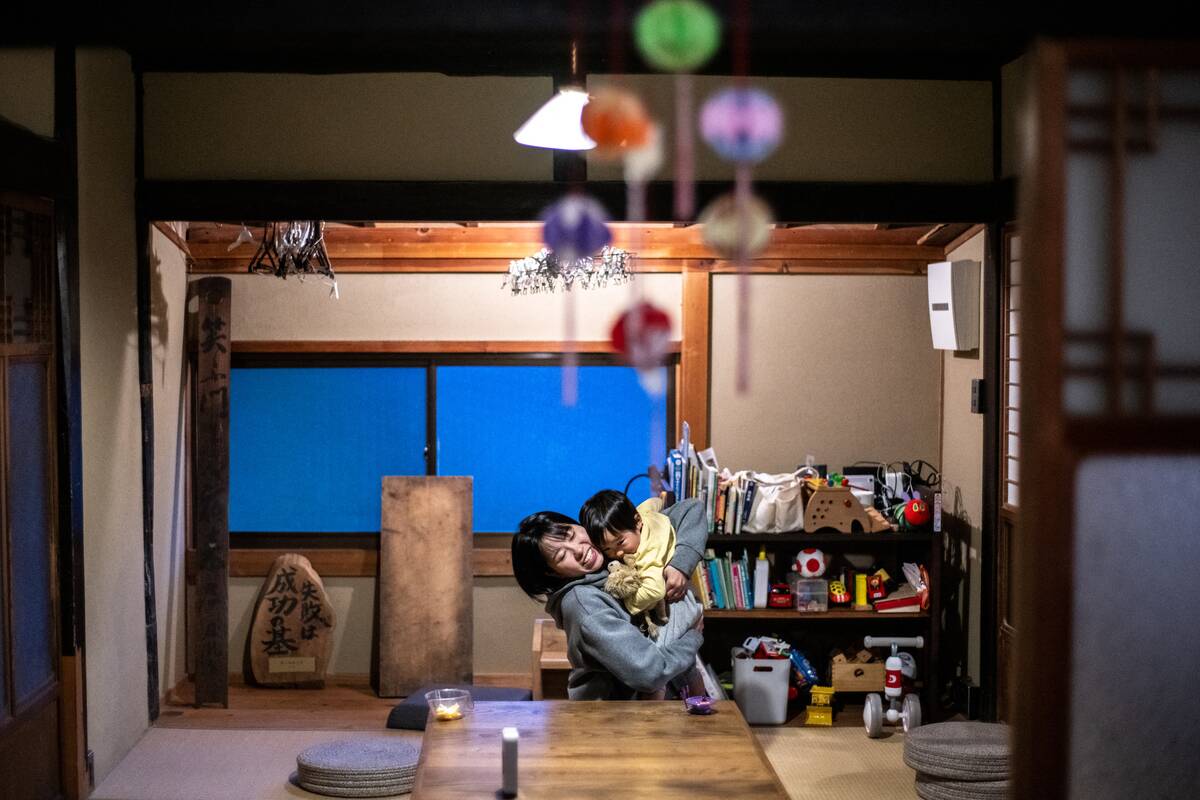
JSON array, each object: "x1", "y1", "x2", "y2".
[{"x1": 804, "y1": 684, "x2": 835, "y2": 726}]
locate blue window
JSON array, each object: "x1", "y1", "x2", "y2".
[
  {"x1": 230, "y1": 366, "x2": 427, "y2": 532},
  {"x1": 229, "y1": 358, "x2": 671, "y2": 535},
  {"x1": 436, "y1": 365, "x2": 669, "y2": 531}
]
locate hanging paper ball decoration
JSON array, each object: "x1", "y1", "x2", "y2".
[
  {"x1": 542, "y1": 196, "x2": 612, "y2": 264},
  {"x1": 700, "y1": 87, "x2": 784, "y2": 163},
  {"x1": 699, "y1": 192, "x2": 774, "y2": 259},
  {"x1": 611, "y1": 301, "x2": 673, "y2": 364},
  {"x1": 634, "y1": 0, "x2": 722, "y2": 73},
  {"x1": 581, "y1": 87, "x2": 652, "y2": 159}
]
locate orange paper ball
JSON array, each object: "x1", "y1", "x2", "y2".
[{"x1": 581, "y1": 87, "x2": 652, "y2": 159}]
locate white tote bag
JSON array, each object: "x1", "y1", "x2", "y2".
[{"x1": 740, "y1": 470, "x2": 809, "y2": 533}]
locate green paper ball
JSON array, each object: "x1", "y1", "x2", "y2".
[{"x1": 635, "y1": 0, "x2": 721, "y2": 73}]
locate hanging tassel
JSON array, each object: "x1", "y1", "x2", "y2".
[
  {"x1": 674, "y1": 74, "x2": 696, "y2": 221},
  {"x1": 562, "y1": 286, "x2": 578, "y2": 407},
  {"x1": 735, "y1": 163, "x2": 753, "y2": 394}
]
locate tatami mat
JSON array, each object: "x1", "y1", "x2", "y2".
[{"x1": 93, "y1": 724, "x2": 917, "y2": 800}]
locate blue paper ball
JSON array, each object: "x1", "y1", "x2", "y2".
[{"x1": 542, "y1": 196, "x2": 612, "y2": 263}]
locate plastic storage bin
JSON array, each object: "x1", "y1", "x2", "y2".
[
  {"x1": 791, "y1": 577, "x2": 829, "y2": 612},
  {"x1": 732, "y1": 647, "x2": 790, "y2": 725}
]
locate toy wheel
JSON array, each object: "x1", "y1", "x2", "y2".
[
  {"x1": 864, "y1": 693, "x2": 884, "y2": 738},
  {"x1": 901, "y1": 693, "x2": 922, "y2": 732}
]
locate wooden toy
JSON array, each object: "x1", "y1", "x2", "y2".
[
  {"x1": 803, "y1": 481, "x2": 895, "y2": 533},
  {"x1": 862, "y1": 635, "x2": 924, "y2": 738}
]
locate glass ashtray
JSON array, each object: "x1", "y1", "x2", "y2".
[{"x1": 425, "y1": 688, "x2": 473, "y2": 721}]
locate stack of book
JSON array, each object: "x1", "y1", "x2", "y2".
[
  {"x1": 665, "y1": 436, "x2": 759, "y2": 536},
  {"x1": 689, "y1": 549, "x2": 759, "y2": 610}
]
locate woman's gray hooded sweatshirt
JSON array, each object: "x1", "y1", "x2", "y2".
[{"x1": 543, "y1": 498, "x2": 708, "y2": 700}]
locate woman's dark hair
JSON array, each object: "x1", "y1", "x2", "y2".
[
  {"x1": 578, "y1": 489, "x2": 639, "y2": 547},
  {"x1": 511, "y1": 510, "x2": 579, "y2": 600}
]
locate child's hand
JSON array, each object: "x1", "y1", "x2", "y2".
[{"x1": 664, "y1": 565, "x2": 688, "y2": 602}]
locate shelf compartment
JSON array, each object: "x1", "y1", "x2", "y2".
[
  {"x1": 708, "y1": 531, "x2": 937, "y2": 545},
  {"x1": 703, "y1": 608, "x2": 928, "y2": 620}
]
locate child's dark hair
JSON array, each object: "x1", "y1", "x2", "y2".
[
  {"x1": 578, "y1": 489, "x2": 639, "y2": 548},
  {"x1": 511, "y1": 510, "x2": 579, "y2": 600}
]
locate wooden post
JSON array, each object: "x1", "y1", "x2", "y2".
[{"x1": 191, "y1": 276, "x2": 231, "y2": 707}]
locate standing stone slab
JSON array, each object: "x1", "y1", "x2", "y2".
[
  {"x1": 248, "y1": 553, "x2": 336, "y2": 687},
  {"x1": 375, "y1": 476, "x2": 473, "y2": 697}
]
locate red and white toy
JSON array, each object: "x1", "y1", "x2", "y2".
[
  {"x1": 862, "y1": 635, "x2": 924, "y2": 738},
  {"x1": 793, "y1": 548, "x2": 826, "y2": 578}
]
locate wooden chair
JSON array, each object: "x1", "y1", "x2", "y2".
[{"x1": 531, "y1": 618, "x2": 570, "y2": 700}]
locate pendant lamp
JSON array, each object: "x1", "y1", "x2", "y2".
[{"x1": 513, "y1": 87, "x2": 597, "y2": 151}]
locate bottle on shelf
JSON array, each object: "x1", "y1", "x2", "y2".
[{"x1": 753, "y1": 547, "x2": 770, "y2": 609}]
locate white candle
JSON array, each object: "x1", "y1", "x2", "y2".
[{"x1": 501, "y1": 726, "x2": 519, "y2": 797}]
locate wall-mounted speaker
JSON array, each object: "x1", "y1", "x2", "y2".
[{"x1": 927, "y1": 260, "x2": 980, "y2": 351}]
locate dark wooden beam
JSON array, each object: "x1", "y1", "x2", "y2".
[
  {"x1": 191, "y1": 277, "x2": 232, "y2": 708},
  {"x1": 143, "y1": 179, "x2": 1015, "y2": 225}
]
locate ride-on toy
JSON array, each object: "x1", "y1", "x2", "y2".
[{"x1": 862, "y1": 635, "x2": 924, "y2": 737}]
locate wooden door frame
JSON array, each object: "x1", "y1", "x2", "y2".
[{"x1": 1013, "y1": 38, "x2": 1200, "y2": 799}]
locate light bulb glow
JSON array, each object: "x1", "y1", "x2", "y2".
[{"x1": 513, "y1": 89, "x2": 597, "y2": 151}]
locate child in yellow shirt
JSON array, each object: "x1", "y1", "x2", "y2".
[{"x1": 579, "y1": 489, "x2": 696, "y2": 639}]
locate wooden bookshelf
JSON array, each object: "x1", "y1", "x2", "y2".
[
  {"x1": 704, "y1": 608, "x2": 928, "y2": 621},
  {"x1": 708, "y1": 530, "x2": 936, "y2": 545}
]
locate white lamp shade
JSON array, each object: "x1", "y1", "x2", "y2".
[{"x1": 513, "y1": 88, "x2": 596, "y2": 151}]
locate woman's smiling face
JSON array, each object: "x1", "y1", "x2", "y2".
[{"x1": 540, "y1": 524, "x2": 603, "y2": 578}]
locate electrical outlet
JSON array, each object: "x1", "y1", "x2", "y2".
[{"x1": 970, "y1": 378, "x2": 985, "y2": 414}]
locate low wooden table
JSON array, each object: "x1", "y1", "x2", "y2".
[{"x1": 411, "y1": 700, "x2": 788, "y2": 800}]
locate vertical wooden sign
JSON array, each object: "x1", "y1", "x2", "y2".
[
  {"x1": 192, "y1": 277, "x2": 231, "y2": 706},
  {"x1": 376, "y1": 476, "x2": 473, "y2": 697}
]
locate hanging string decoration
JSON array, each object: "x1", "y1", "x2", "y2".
[
  {"x1": 610, "y1": 300, "x2": 673, "y2": 396},
  {"x1": 503, "y1": 247, "x2": 632, "y2": 295},
  {"x1": 247, "y1": 221, "x2": 339, "y2": 298},
  {"x1": 634, "y1": 0, "x2": 722, "y2": 220},
  {"x1": 700, "y1": 86, "x2": 784, "y2": 393}
]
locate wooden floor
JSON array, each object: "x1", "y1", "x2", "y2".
[{"x1": 159, "y1": 677, "x2": 398, "y2": 730}]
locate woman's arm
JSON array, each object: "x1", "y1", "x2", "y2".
[
  {"x1": 568, "y1": 592, "x2": 702, "y2": 694},
  {"x1": 665, "y1": 498, "x2": 707, "y2": 576}
]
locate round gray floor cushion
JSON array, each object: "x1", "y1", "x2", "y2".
[
  {"x1": 904, "y1": 721, "x2": 1010, "y2": 781},
  {"x1": 296, "y1": 737, "x2": 421, "y2": 798},
  {"x1": 915, "y1": 774, "x2": 1010, "y2": 800}
]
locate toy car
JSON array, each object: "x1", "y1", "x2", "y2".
[{"x1": 767, "y1": 583, "x2": 794, "y2": 609}]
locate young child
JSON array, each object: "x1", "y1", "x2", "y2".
[{"x1": 579, "y1": 489, "x2": 708, "y2": 698}]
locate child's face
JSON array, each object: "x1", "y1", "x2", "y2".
[{"x1": 599, "y1": 516, "x2": 642, "y2": 559}]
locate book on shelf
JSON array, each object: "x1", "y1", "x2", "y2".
[
  {"x1": 714, "y1": 484, "x2": 727, "y2": 536},
  {"x1": 706, "y1": 554, "x2": 726, "y2": 610},
  {"x1": 741, "y1": 479, "x2": 758, "y2": 527},
  {"x1": 690, "y1": 564, "x2": 712, "y2": 608},
  {"x1": 874, "y1": 584, "x2": 921, "y2": 612}
]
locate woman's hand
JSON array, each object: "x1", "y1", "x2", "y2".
[{"x1": 663, "y1": 565, "x2": 688, "y2": 602}]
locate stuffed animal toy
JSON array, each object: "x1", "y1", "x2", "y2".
[
  {"x1": 793, "y1": 548, "x2": 827, "y2": 578},
  {"x1": 604, "y1": 556, "x2": 669, "y2": 638}
]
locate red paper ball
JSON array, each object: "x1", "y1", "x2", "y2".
[
  {"x1": 904, "y1": 499, "x2": 931, "y2": 527},
  {"x1": 611, "y1": 301, "x2": 672, "y2": 363}
]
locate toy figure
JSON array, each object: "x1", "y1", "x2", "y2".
[{"x1": 828, "y1": 579, "x2": 851, "y2": 605}]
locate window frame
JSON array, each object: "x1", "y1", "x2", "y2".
[{"x1": 226, "y1": 347, "x2": 679, "y2": 550}]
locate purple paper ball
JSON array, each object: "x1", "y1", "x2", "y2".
[
  {"x1": 542, "y1": 195, "x2": 612, "y2": 263},
  {"x1": 700, "y1": 87, "x2": 784, "y2": 164}
]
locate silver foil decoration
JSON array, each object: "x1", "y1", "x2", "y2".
[
  {"x1": 248, "y1": 221, "x2": 339, "y2": 298},
  {"x1": 503, "y1": 246, "x2": 632, "y2": 295}
]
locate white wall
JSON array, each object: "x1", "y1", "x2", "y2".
[
  {"x1": 150, "y1": 226, "x2": 190, "y2": 696},
  {"x1": 143, "y1": 73, "x2": 554, "y2": 181},
  {"x1": 710, "y1": 274, "x2": 942, "y2": 474},
  {"x1": 0, "y1": 48, "x2": 55, "y2": 137},
  {"x1": 939, "y1": 229, "x2": 985, "y2": 684},
  {"x1": 77, "y1": 48, "x2": 145, "y2": 783}
]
